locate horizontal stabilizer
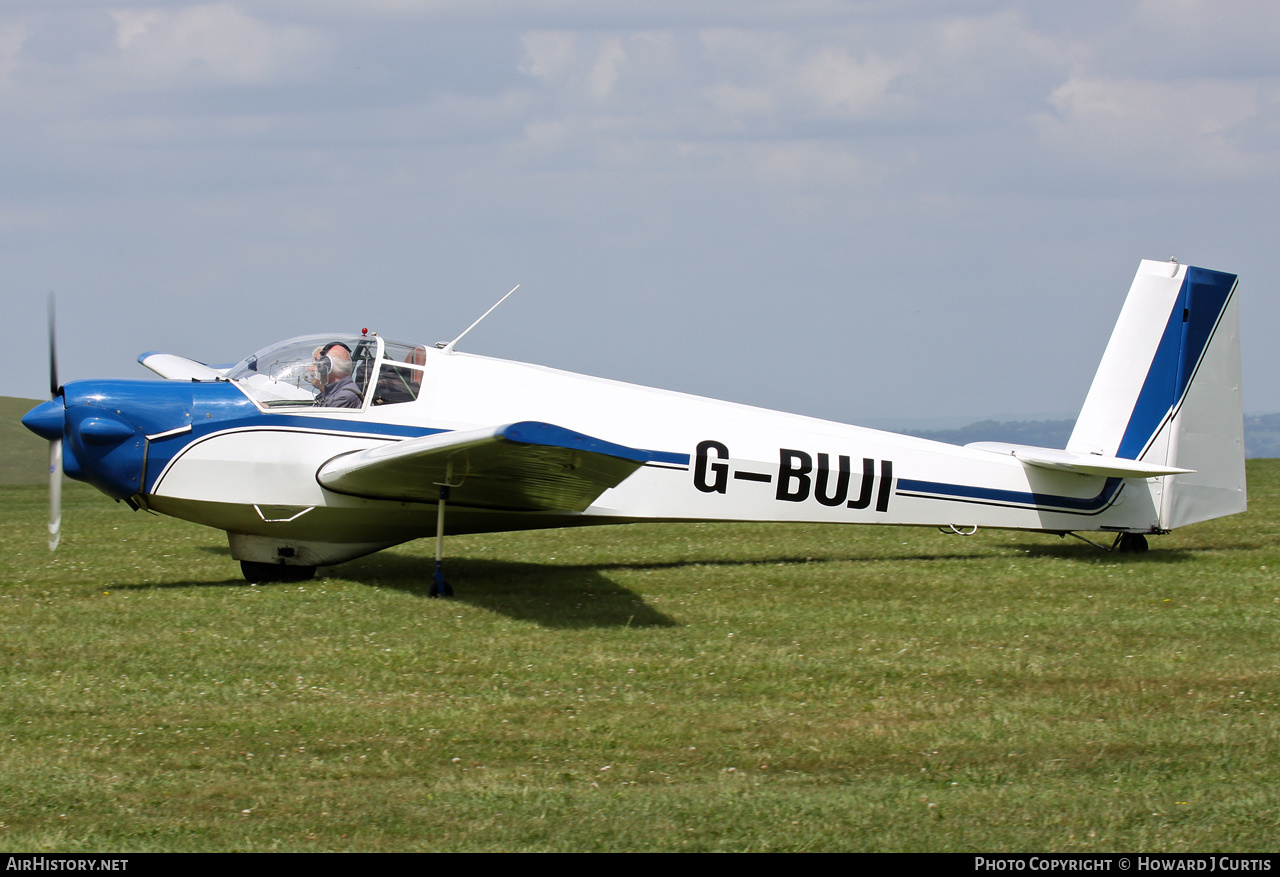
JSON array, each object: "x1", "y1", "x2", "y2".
[
  {"x1": 966, "y1": 441, "x2": 1193, "y2": 478},
  {"x1": 138, "y1": 352, "x2": 228, "y2": 381},
  {"x1": 317, "y1": 421, "x2": 653, "y2": 511}
]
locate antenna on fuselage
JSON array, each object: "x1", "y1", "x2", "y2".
[{"x1": 437, "y1": 284, "x2": 520, "y2": 355}]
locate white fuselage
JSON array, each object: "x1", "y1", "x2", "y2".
[{"x1": 144, "y1": 346, "x2": 1157, "y2": 555}]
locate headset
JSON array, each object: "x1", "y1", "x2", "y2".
[{"x1": 314, "y1": 341, "x2": 352, "y2": 379}]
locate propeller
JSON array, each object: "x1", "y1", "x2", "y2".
[{"x1": 46, "y1": 293, "x2": 62, "y2": 551}]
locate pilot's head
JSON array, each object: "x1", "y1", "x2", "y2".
[{"x1": 311, "y1": 342, "x2": 353, "y2": 387}]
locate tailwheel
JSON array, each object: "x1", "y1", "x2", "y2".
[
  {"x1": 240, "y1": 561, "x2": 316, "y2": 583},
  {"x1": 1115, "y1": 533, "x2": 1149, "y2": 554}
]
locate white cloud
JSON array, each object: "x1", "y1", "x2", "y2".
[
  {"x1": 677, "y1": 139, "x2": 875, "y2": 188},
  {"x1": 794, "y1": 49, "x2": 902, "y2": 119},
  {"x1": 102, "y1": 4, "x2": 327, "y2": 90},
  {"x1": 520, "y1": 31, "x2": 577, "y2": 80},
  {"x1": 699, "y1": 82, "x2": 775, "y2": 123},
  {"x1": 519, "y1": 25, "x2": 913, "y2": 142},
  {"x1": 586, "y1": 36, "x2": 625, "y2": 100},
  {"x1": 0, "y1": 19, "x2": 29, "y2": 90},
  {"x1": 1034, "y1": 76, "x2": 1280, "y2": 180},
  {"x1": 1130, "y1": 0, "x2": 1280, "y2": 75}
]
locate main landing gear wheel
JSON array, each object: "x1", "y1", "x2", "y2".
[
  {"x1": 1115, "y1": 533, "x2": 1149, "y2": 554},
  {"x1": 240, "y1": 561, "x2": 316, "y2": 583}
]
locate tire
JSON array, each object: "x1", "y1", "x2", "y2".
[{"x1": 1116, "y1": 533, "x2": 1149, "y2": 554}]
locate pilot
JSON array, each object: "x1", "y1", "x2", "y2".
[{"x1": 311, "y1": 342, "x2": 363, "y2": 409}]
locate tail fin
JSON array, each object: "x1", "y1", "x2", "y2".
[{"x1": 1068, "y1": 259, "x2": 1245, "y2": 529}]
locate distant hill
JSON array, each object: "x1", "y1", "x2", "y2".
[
  {"x1": 1243, "y1": 413, "x2": 1280, "y2": 459},
  {"x1": 904, "y1": 419, "x2": 1075, "y2": 450},
  {"x1": 2, "y1": 397, "x2": 1278, "y2": 488},
  {"x1": 906, "y1": 416, "x2": 1280, "y2": 460}
]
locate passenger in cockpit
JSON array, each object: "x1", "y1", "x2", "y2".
[{"x1": 311, "y1": 342, "x2": 363, "y2": 409}]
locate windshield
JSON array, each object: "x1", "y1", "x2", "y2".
[{"x1": 227, "y1": 334, "x2": 379, "y2": 408}]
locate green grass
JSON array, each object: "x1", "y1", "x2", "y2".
[
  {"x1": 1, "y1": 464, "x2": 1279, "y2": 851},
  {"x1": 0, "y1": 396, "x2": 48, "y2": 486}
]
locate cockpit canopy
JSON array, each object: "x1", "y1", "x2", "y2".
[{"x1": 226, "y1": 334, "x2": 428, "y2": 409}]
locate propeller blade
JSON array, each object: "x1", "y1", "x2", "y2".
[
  {"x1": 47, "y1": 293, "x2": 58, "y2": 398},
  {"x1": 49, "y1": 438, "x2": 62, "y2": 551},
  {"x1": 47, "y1": 292, "x2": 62, "y2": 551}
]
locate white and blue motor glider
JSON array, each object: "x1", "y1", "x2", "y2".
[{"x1": 23, "y1": 259, "x2": 1245, "y2": 593}]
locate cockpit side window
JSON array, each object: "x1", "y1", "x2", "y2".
[{"x1": 373, "y1": 342, "x2": 427, "y2": 405}]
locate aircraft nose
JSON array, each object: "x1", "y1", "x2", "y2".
[
  {"x1": 63, "y1": 407, "x2": 145, "y2": 499},
  {"x1": 22, "y1": 398, "x2": 65, "y2": 441},
  {"x1": 53, "y1": 379, "x2": 198, "y2": 500},
  {"x1": 21, "y1": 394, "x2": 84, "y2": 483}
]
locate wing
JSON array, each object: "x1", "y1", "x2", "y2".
[
  {"x1": 138, "y1": 352, "x2": 229, "y2": 381},
  {"x1": 317, "y1": 421, "x2": 656, "y2": 511}
]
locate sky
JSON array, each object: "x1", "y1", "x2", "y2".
[{"x1": 3, "y1": 0, "x2": 1278, "y2": 429}]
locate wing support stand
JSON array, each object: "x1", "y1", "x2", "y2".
[
  {"x1": 430, "y1": 461, "x2": 466, "y2": 598},
  {"x1": 431, "y1": 485, "x2": 454, "y2": 598}
]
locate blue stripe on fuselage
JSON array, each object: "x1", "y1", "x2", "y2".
[
  {"x1": 143, "y1": 381, "x2": 689, "y2": 493},
  {"x1": 142, "y1": 383, "x2": 450, "y2": 492},
  {"x1": 896, "y1": 476, "x2": 1123, "y2": 515}
]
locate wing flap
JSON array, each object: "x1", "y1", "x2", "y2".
[
  {"x1": 317, "y1": 421, "x2": 651, "y2": 511},
  {"x1": 966, "y1": 441, "x2": 1192, "y2": 478}
]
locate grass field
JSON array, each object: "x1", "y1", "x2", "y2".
[
  {"x1": 1, "y1": 465, "x2": 1278, "y2": 852},
  {"x1": 0, "y1": 397, "x2": 50, "y2": 486}
]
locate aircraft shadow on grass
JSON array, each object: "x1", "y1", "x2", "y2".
[
  {"x1": 177, "y1": 538, "x2": 1191, "y2": 621},
  {"x1": 170, "y1": 544, "x2": 1019, "y2": 628},
  {"x1": 340, "y1": 554, "x2": 680, "y2": 629},
  {"x1": 177, "y1": 544, "x2": 681, "y2": 629},
  {"x1": 125, "y1": 537, "x2": 1203, "y2": 627}
]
